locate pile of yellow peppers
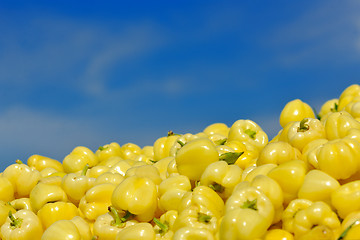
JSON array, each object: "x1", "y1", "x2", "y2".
[{"x1": 1, "y1": 84, "x2": 360, "y2": 240}]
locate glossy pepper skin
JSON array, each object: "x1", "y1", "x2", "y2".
[
  {"x1": 173, "y1": 227, "x2": 215, "y2": 240},
  {"x1": 111, "y1": 175, "x2": 158, "y2": 222},
  {"x1": 115, "y1": 222, "x2": 156, "y2": 240},
  {"x1": 62, "y1": 146, "x2": 98, "y2": 173},
  {"x1": 175, "y1": 138, "x2": 219, "y2": 181},
  {"x1": 153, "y1": 133, "x2": 180, "y2": 161},
  {"x1": 256, "y1": 141, "x2": 301, "y2": 166},
  {"x1": 96, "y1": 142, "x2": 123, "y2": 162},
  {"x1": 2, "y1": 160, "x2": 41, "y2": 198},
  {"x1": 27, "y1": 155, "x2": 63, "y2": 172},
  {"x1": 0, "y1": 176, "x2": 15, "y2": 202},
  {"x1": 227, "y1": 119, "x2": 268, "y2": 151},
  {"x1": 338, "y1": 84, "x2": 360, "y2": 110},
  {"x1": 338, "y1": 210, "x2": 360, "y2": 240},
  {"x1": 282, "y1": 198, "x2": 313, "y2": 233},
  {"x1": 279, "y1": 99, "x2": 315, "y2": 128},
  {"x1": 0, "y1": 201, "x2": 16, "y2": 226},
  {"x1": 40, "y1": 219, "x2": 81, "y2": 240},
  {"x1": 331, "y1": 180, "x2": 360, "y2": 219},
  {"x1": 306, "y1": 137, "x2": 360, "y2": 180},
  {"x1": 199, "y1": 160, "x2": 242, "y2": 200},
  {"x1": 1, "y1": 209, "x2": 43, "y2": 240},
  {"x1": 324, "y1": 111, "x2": 360, "y2": 140}
]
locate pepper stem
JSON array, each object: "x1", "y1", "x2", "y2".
[
  {"x1": 15, "y1": 159, "x2": 23, "y2": 164},
  {"x1": 338, "y1": 219, "x2": 360, "y2": 240},
  {"x1": 108, "y1": 207, "x2": 133, "y2": 228},
  {"x1": 120, "y1": 210, "x2": 133, "y2": 223},
  {"x1": 8, "y1": 211, "x2": 22, "y2": 228},
  {"x1": 241, "y1": 199, "x2": 258, "y2": 211},
  {"x1": 209, "y1": 183, "x2": 225, "y2": 193},
  {"x1": 81, "y1": 164, "x2": 89, "y2": 176},
  {"x1": 177, "y1": 140, "x2": 185, "y2": 147},
  {"x1": 244, "y1": 129, "x2": 256, "y2": 139},
  {"x1": 198, "y1": 212, "x2": 212, "y2": 223},
  {"x1": 153, "y1": 217, "x2": 169, "y2": 235},
  {"x1": 219, "y1": 152, "x2": 243, "y2": 165},
  {"x1": 298, "y1": 118, "x2": 310, "y2": 132}
]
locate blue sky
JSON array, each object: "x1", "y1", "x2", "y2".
[{"x1": 1, "y1": 1, "x2": 360, "y2": 171}]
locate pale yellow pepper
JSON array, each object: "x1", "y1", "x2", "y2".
[
  {"x1": 0, "y1": 176, "x2": 15, "y2": 202},
  {"x1": 0, "y1": 200, "x2": 15, "y2": 226},
  {"x1": 10, "y1": 198, "x2": 33, "y2": 211},
  {"x1": 331, "y1": 180, "x2": 360, "y2": 219},
  {"x1": 318, "y1": 98, "x2": 339, "y2": 120},
  {"x1": 282, "y1": 198, "x2": 313, "y2": 233},
  {"x1": 338, "y1": 84, "x2": 360, "y2": 110},
  {"x1": 257, "y1": 141, "x2": 301, "y2": 166},
  {"x1": 62, "y1": 146, "x2": 98, "y2": 173},
  {"x1": 115, "y1": 222, "x2": 156, "y2": 240},
  {"x1": 41, "y1": 219, "x2": 80, "y2": 240},
  {"x1": 27, "y1": 154, "x2": 64, "y2": 172},
  {"x1": 96, "y1": 142, "x2": 123, "y2": 162},
  {"x1": 203, "y1": 123, "x2": 229, "y2": 137},
  {"x1": 37, "y1": 202, "x2": 79, "y2": 230},
  {"x1": 173, "y1": 226, "x2": 215, "y2": 240},
  {"x1": 224, "y1": 140, "x2": 259, "y2": 169},
  {"x1": 324, "y1": 111, "x2": 360, "y2": 140},
  {"x1": 125, "y1": 165, "x2": 162, "y2": 185},
  {"x1": 279, "y1": 99, "x2": 315, "y2": 128},
  {"x1": 153, "y1": 133, "x2": 180, "y2": 161},
  {"x1": 121, "y1": 143, "x2": 142, "y2": 161},
  {"x1": 338, "y1": 210, "x2": 360, "y2": 240}
]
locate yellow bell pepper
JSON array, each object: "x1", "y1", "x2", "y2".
[
  {"x1": 291, "y1": 201, "x2": 340, "y2": 239},
  {"x1": 153, "y1": 132, "x2": 180, "y2": 161},
  {"x1": 109, "y1": 159, "x2": 146, "y2": 176},
  {"x1": 166, "y1": 157, "x2": 179, "y2": 176},
  {"x1": 203, "y1": 123, "x2": 229, "y2": 137},
  {"x1": 338, "y1": 84, "x2": 360, "y2": 110},
  {"x1": 343, "y1": 96, "x2": 360, "y2": 120},
  {"x1": 224, "y1": 140, "x2": 259, "y2": 169},
  {"x1": 153, "y1": 210, "x2": 178, "y2": 238},
  {"x1": 263, "y1": 229, "x2": 294, "y2": 240},
  {"x1": 29, "y1": 182, "x2": 68, "y2": 213},
  {"x1": 267, "y1": 159, "x2": 308, "y2": 205},
  {"x1": 257, "y1": 141, "x2": 301, "y2": 166},
  {"x1": 226, "y1": 183, "x2": 275, "y2": 227},
  {"x1": 121, "y1": 143, "x2": 142, "y2": 161},
  {"x1": 178, "y1": 186, "x2": 224, "y2": 219},
  {"x1": 324, "y1": 111, "x2": 360, "y2": 140},
  {"x1": 169, "y1": 133, "x2": 203, "y2": 157},
  {"x1": 92, "y1": 206, "x2": 138, "y2": 240},
  {"x1": 318, "y1": 98, "x2": 339, "y2": 120},
  {"x1": 62, "y1": 146, "x2": 98, "y2": 173},
  {"x1": 296, "y1": 225, "x2": 337, "y2": 240},
  {"x1": 0, "y1": 200, "x2": 15, "y2": 226},
  {"x1": 286, "y1": 118, "x2": 326, "y2": 152},
  {"x1": 242, "y1": 163, "x2": 277, "y2": 182},
  {"x1": 142, "y1": 145, "x2": 154, "y2": 159},
  {"x1": 111, "y1": 175, "x2": 158, "y2": 222},
  {"x1": 27, "y1": 154, "x2": 63, "y2": 172},
  {"x1": 282, "y1": 198, "x2": 313, "y2": 233},
  {"x1": 70, "y1": 216, "x2": 93, "y2": 240},
  {"x1": 250, "y1": 175, "x2": 284, "y2": 224},
  {"x1": 158, "y1": 174, "x2": 191, "y2": 212},
  {"x1": 37, "y1": 202, "x2": 80, "y2": 230},
  {"x1": 227, "y1": 119, "x2": 268, "y2": 151},
  {"x1": 297, "y1": 169, "x2": 340, "y2": 207},
  {"x1": 79, "y1": 183, "x2": 117, "y2": 221},
  {"x1": 172, "y1": 205, "x2": 218, "y2": 234},
  {"x1": 41, "y1": 219, "x2": 81, "y2": 240},
  {"x1": 338, "y1": 210, "x2": 360, "y2": 240},
  {"x1": 115, "y1": 222, "x2": 156, "y2": 240},
  {"x1": 0, "y1": 176, "x2": 15, "y2": 202},
  {"x1": 199, "y1": 161, "x2": 242, "y2": 200},
  {"x1": 96, "y1": 142, "x2": 123, "y2": 162},
  {"x1": 125, "y1": 165, "x2": 162, "y2": 185},
  {"x1": 306, "y1": 137, "x2": 360, "y2": 180},
  {"x1": 86, "y1": 165, "x2": 110, "y2": 178},
  {"x1": 9, "y1": 198, "x2": 33, "y2": 211},
  {"x1": 279, "y1": 99, "x2": 315, "y2": 128},
  {"x1": 331, "y1": 180, "x2": 360, "y2": 219},
  {"x1": 39, "y1": 175, "x2": 63, "y2": 186},
  {"x1": 219, "y1": 207, "x2": 270, "y2": 240},
  {"x1": 61, "y1": 164, "x2": 95, "y2": 205},
  {"x1": 93, "y1": 172, "x2": 124, "y2": 186},
  {"x1": 153, "y1": 157, "x2": 175, "y2": 180},
  {"x1": 175, "y1": 138, "x2": 219, "y2": 181},
  {"x1": 1, "y1": 209, "x2": 43, "y2": 240},
  {"x1": 173, "y1": 226, "x2": 215, "y2": 240},
  {"x1": 2, "y1": 160, "x2": 41, "y2": 198}
]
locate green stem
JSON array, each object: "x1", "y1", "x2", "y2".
[
  {"x1": 153, "y1": 217, "x2": 169, "y2": 235},
  {"x1": 108, "y1": 206, "x2": 123, "y2": 227},
  {"x1": 338, "y1": 219, "x2": 360, "y2": 240},
  {"x1": 81, "y1": 164, "x2": 89, "y2": 176},
  {"x1": 120, "y1": 210, "x2": 133, "y2": 223},
  {"x1": 198, "y1": 212, "x2": 212, "y2": 223},
  {"x1": 8, "y1": 211, "x2": 22, "y2": 228},
  {"x1": 209, "y1": 183, "x2": 225, "y2": 193},
  {"x1": 219, "y1": 152, "x2": 243, "y2": 165},
  {"x1": 15, "y1": 159, "x2": 23, "y2": 164},
  {"x1": 297, "y1": 118, "x2": 310, "y2": 132},
  {"x1": 241, "y1": 199, "x2": 258, "y2": 211},
  {"x1": 244, "y1": 129, "x2": 256, "y2": 139},
  {"x1": 177, "y1": 140, "x2": 185, "y2": 147}
]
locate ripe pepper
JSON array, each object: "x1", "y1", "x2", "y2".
[
  {"x1": 306, "y1": 137, "x2": 360, "y2": 180},
  {"x1": 263, "y1": 229, "x2": 294, "y2": 240},
  {"x1": 267, "y1": 159, "x2": 308, "y2": 205},
  {"x1": 29, "y1": 182, "x2": 68, "y2": 213},
  {"x1": 0, "y1": 201, "x2": 15, "y2": 226},
  {"x1": 290, "y1": 201, "x2": 341, "y2": 239},
  {"x1": 158, "y1": 174, "x2": 191, "y2": 212},
  {"x1": 2, "y1": 160, "x2": 41, "y2": 198},
  {"x1": 173, "y1": 226, "x2": 215, "y2": 240},
  {"x1": 172, "y1": 205, "x2": 218, "y2": 234},
  {"x1": 0, "y1": 176, "x2": 14, "y2": 202},
  {"x1": 169, "y1": 133, "x2": 205, "y2": 157},
  {"x1": 27, "y1": 154, "x2": 63, "y2": 172},
  {"x1": 318, "y1": 98, "x2": 339, "y2": 120},
  {"x1": 175, "y1": 138, "x2": 219, "y2": 181},
  {"x1": 338, "y1": 84, "x2": 360, "y2": 110},
  {"x1": 121, "y1": 143, "x2": 142, "y2": 161},
  {"x1": 178, "y1": 186, "x2": 224, "y2": 219},
  {"x1": 153, "y1": 210, "x2": 178, "y2": 239},
  {"x1": 286, "y1": 118, "x2": 326, "y2": 152},
  {"x1": 256, "y1": 141, "x2": 301, "y2": 166},
  {"x1": 111, "y1": 175, "x2": 158, "y2": 222},
  {"x1": 279, "y1": 99, "x2": 315, "y2": 128},
  {"x1": 96, "y1": 142, "x2": 123, "y2": 162},
  {"x1": 40, "y1": 219, "x2": 81, "y2": 240},
  {"x1": 153, "y1": 156, "x2": 174, "y2": 180},
  {"x1": 86, "y1": 165, "x2": 110, "y2": 178},
  {"x1": 125, "y1": 165, "x2": 162, "y2": 185},
  {"x1": 37, "y1": 202, "x2": 80, "y2": 230},
  {"x1": 331, "y1": 180, "x2": 360, "y2": 219},
  {"x1": 282, "y1": 198, "x2": 313, "y2": 233},
  {"x1": 297, "y1": 169, "x2": 340, "y2": 207},
  {"x1": 62, "y1": 146, "x2": 98, "y2": 173},
  {"x1": 227, "y1": 119, "x2": 268, "y2": 151},
  {"x1": 153, "y1": 133, "x2": 180, "y2": 161},
  {"x1": 199, "y1": 160, "x2": 242, "y2": 200},
  {"x1": 242, "y1": 163, "x2": 277, "y2": 182},
  {"x1": 79, "y1": 183, "x2": 117, "y2": 221},
  {"x1": 92, "y1": 206, "x2": 138, "y2": 240},
  {"x1": 1, "y1": 209, "x2": 43, "y2": 240},
  {"x1": 324, "y1": 111, "x2": 360, "y2": 140},
  {"x1": 93, "y1": 172, "x2": 124, "y2": 186},
  {"x1": 61, "y1": 164, "x2": 95, "y2": 205},
  {"x1": 9, "y1": 198, "x2": 33, "y2": 211},
  {"x1": 338, "y1": 210, "x2": 360, "y2": 240},
  {"x1": 224, "y1": 140, "x2": 259, "y2": 169},
  {"x1": 343, "y1": 96, "x2": 360, "y2": 120},
  {"x1": 109, "y1": 159, "x2": 146, "y2": 176},
  {"x1": 203, "y1": 122, "x2": 229, "y2": 137},
  {"x1": 115, "y1": 222, "x2": 156, "y2": 240},
  {"x1": 226, "y1": 183, "x2": 275, "y2": 227}
]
